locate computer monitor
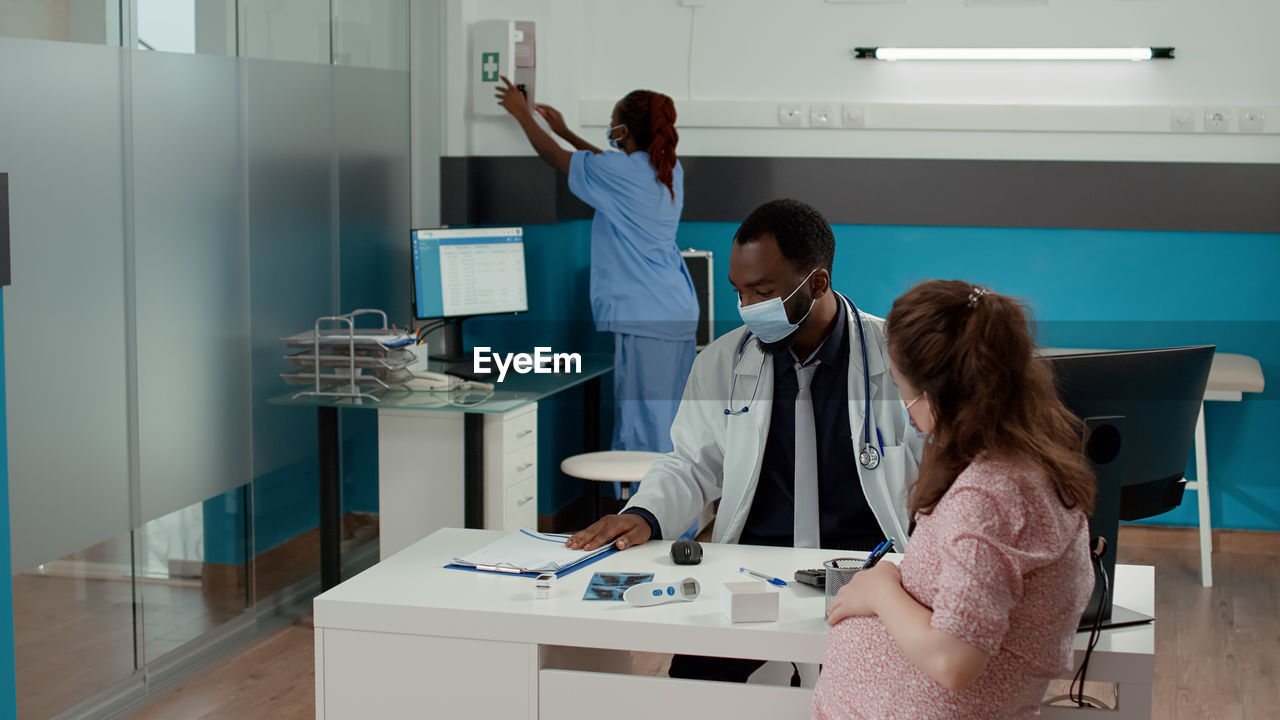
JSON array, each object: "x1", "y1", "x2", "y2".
[
  {"x1": 410, "y1": 226, "x2": 528, "y2": 366},
  {"x1": 1042, "y1": 345, "x2": 1214, "y2": 630},
  {"x1": 412, "y1": 227, "x2": 528, "y2": 319}
]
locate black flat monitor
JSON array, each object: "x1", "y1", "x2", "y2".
[
  {"x1": 1042, "y1": 345, "x2": 1214, "y2": 630},
  {"x1": 410, "y1": 226, "x2": 528, "y2": 369}
]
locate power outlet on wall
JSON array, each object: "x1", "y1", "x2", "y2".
[
  {"x1": 777, "y1": 104, "x2": 806, "y2": 127},
  {"x1": 810, "y1": 104, "x2": 837, "y2": 128},
  {"x1": 1238, "y1": 108, "x2": 1266, "y2": 133},
  {"x1": 1203, "y1": 108, "x2": 1231, "y2": 133},
  {"x1": 842, "y1": 105, "x2": 867, "y2": 128},
  {"x1": 1169, "y1": 108, "x2": 1196, "y2": 132}
]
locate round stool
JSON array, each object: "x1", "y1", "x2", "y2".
[{"x1": 561, "y1": 451, "x2": 664, "y2": 516}]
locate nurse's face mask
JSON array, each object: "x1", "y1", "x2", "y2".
[
  {"x1": 606, "y1": 124, "x2": 626, "y2": 150},
  {"x1": 737, "y1": 268, "x2": 818, "y2": 344}
]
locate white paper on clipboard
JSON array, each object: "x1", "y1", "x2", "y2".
[{"x1": 452, "y1": 529, "x2": 613, "y2": 574}]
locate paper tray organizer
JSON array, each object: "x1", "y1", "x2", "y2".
[{"x1": 282, "y1": 308, "x2": 416, "y2": 403}]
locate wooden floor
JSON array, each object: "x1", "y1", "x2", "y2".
[
  {"x1": 129, "y1": 620, "x2": 317, "y2": 720},
  {"x1": 125, "y1": 525, "x2": 1280, "y2": 719},
  {"x1": 11, "y1": 534, "x2": 245, "y2": 720}
]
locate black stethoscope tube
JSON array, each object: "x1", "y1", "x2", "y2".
[{"x1": 725, "y1": 300, "x2": 879, "y2": 469}]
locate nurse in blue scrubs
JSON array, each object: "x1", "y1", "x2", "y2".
[{"x1": 496, "y1": 78, "x2": 699, "y2": 456}]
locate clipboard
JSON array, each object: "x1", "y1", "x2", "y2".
[{"x1": 444, "y1": 529, "x2": 620, "y2": 579}]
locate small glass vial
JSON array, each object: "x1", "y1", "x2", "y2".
[{"x1": 535, "y1": 573, "x2": 554, "y2": 599}]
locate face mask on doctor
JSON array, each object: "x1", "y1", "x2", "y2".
[{"x1": 737, "y1": 269, "x2": 818, "y2": 344}]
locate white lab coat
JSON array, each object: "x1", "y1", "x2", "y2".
[{"x1": 624, "y1": 294, "x2": 921, "y2": 548}]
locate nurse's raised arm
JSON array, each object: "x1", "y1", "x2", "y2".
[
  {"x1": 533, "y1": 103, "x2": 603, "y2": 155},
  {"x1": 495, "y1": 75, "x2": 572, "y2": 173}
]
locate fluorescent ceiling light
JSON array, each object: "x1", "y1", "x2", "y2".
[{"x1": 854, "y1": 47, "x2": 1174, "y2": 61}]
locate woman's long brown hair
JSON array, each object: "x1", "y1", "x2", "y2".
[
  {"x1": 616, "y1": 89, "x2": 678, "y2": 201},
  {"x1": 887, "y1": 280, "x2": 1095, "y2": 516}
]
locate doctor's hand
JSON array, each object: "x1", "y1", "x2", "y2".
[
  {"x1": 825, "y1": 561, "x2": 902, "y2": 626},
  {"x1": 494, "y1": 75, "x2": 531, "y2": 119},
  {"x1": 533, "y1": 103, "x2": 569, "y2": 136},
  {"x1": 565, "y1": 514, "x2": 652, "y2": 552}
]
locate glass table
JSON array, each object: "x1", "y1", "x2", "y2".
[{"x1": 270, "y1": 353, "x2": 614, "y2": 589}]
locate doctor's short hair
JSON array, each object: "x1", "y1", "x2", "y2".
[{"x1": 734, "y1": 198, "x2": 835, "y2": 273}]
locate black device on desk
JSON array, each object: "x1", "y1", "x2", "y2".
[
  {"x1": 795, "y1": 538, "x2": 893, "y2": 588},
  {"x1": 1043, "y1": 345, "x2": 1213, "y2": 630},
  {"x1": 794, "y1": 568, "x2": 825, "y2": 588},
  {"x1": 670, "y1": 539, "x2": 702, "y2": 565},
  {"x1": 410, "y1": 226, "x2": 528, "y2": 377}
]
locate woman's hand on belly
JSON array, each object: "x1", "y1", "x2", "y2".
[{"x1": 827, "y1": 561, "x2": 902, "y2": 625}]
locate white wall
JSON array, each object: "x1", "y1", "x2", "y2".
[
  {"x1": 439, "y1": 0, "x2": 1280, "y2": 163},
  {"x1": 443, "y1": 0, "x2": 587, "y2": 158}
]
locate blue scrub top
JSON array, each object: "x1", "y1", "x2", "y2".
[{"x1": 568, "y1": 149, "x2": 698, "y2": 341}]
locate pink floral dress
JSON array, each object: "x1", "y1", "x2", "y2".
[{"x1": 812, "y1": 454, "x2": 1094, "y2": 719}]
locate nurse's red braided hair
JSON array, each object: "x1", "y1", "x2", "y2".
[{"x1": 616, "y1": 90, "x2": 679, "y2": 201}]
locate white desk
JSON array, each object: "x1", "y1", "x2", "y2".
[{"x1": 314, "y1": 528, "x2": 1155, "y2": 719}]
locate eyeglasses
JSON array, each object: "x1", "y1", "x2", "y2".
[{"x1": 903, "y1": 392, "x2": 924, "y2": 410}]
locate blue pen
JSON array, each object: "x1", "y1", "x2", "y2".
[
  {"x1": 876, "y1": 428, "x2": 885, "y2": 454},
  {"x1": 739, "y1": 566, "x2": 788, "y2": 587},
  {"x1": 862, "y1": 538, "x2": 895, "y2": 570}
]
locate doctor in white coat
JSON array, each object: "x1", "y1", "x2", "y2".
[{"x1": 568, "y1": 199, "x2": 921, "y2": 558}]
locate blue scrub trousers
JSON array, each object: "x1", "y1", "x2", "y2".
[
  {"x1": 612, "y1": 333, "x2": 696, "y2": 453},
  {"x1": 611, "y1": 333, "x2": 698, "y2": 539}
]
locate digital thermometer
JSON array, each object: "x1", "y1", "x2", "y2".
[{"x1": 622, "y1": 577, "x2": 701, "y2": 607}]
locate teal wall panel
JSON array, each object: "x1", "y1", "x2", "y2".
[
  {"x1": 674, "y1": 222, "x2": 1280, "y2": 531},
  {"x1": 463, "y1": 222, "x2": 615, "y2": 516}
]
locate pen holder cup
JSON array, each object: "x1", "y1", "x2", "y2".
[
  {"x1": 408, "y1": 341, "x2": 429, "y2": 373},
  {"x1": 824, "y1": 558, "x2": 866, "y2": 619}
]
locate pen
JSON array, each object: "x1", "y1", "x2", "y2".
[
  {"x1": 876, "y1": 428, "x2": 885, "y2": 454},
  {"x1": 739, "y1": 566, "x2": 788, "y2": 587},
  {"x1": 862, "y1": 538, "x2": 895, "y2": 570}
]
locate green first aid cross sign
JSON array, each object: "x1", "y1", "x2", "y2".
[{"x1": 481, "y1": 52, "x2": 499, "y2": 82}]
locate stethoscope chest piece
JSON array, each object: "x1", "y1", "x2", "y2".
[{"x1": 859, "y1": 445, "x2": 880, "y2": 470}]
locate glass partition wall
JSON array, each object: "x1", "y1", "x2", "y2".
[{"x1": 1, "y1": 1, "x2": 410, "y2": 716}]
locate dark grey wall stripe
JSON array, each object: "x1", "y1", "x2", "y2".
[
  {"x1": 441, "y1": 157, "x2": 580, "y2": 226},
  {"x1": 1, "y1": 173, "x2": 9, "y2": 286},
  {"x1": 442, "y1": 156, "x2": 1280, "y2": 234}
]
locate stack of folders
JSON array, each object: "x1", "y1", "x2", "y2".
[{"x1": 446, "y1": 529, "x2": 618, "y2": 578}]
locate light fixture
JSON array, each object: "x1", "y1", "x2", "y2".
[{"x1": 853, "y1": 47, "x2": 1174, "y2": 61}]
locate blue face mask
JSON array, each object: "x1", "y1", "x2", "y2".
[
  {"x1": 736, "y1": 269, "x2": 817, "y2": 343},
  {"x1": 606, "y1": 124, "x2": 624, "y2": 150},
  {"x1": 902, "y1": 394, "x2": 930, "y2": 441}
]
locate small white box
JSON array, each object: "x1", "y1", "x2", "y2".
[{"x1": 721, "y1": 581, "x2": 779, "y2": 623}]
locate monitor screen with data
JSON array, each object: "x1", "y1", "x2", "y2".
[{"x1": 411, "y1": 227, "x2": 528, "y2": 319}]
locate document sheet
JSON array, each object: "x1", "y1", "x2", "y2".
[{"x1": 451, "y1": 529, "x2": 613, "y2": 574}]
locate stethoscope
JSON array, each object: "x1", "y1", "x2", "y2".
[{"x1": 724, "y1": 301, "x2": 881, "y2": 470}]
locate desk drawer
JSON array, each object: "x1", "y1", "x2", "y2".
[
  {"x1": 500, "y1": 407, "x2": 538, "y2": 452},
  {"x1": 503, "y1": 444, "x2": 537, "y2": 488},
  {"x1": 484, "y1": 404, "x2": 539, "y2": 530},
  {"x1": 540, "y1": 669, "x2": 812, "y2": 718},
  {"x1": 503, "y1": 475, "x2": 537, "y2": 530}
]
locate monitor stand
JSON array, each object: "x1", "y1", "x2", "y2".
[
  {"x1": 425, "y1": 318, "x2": 497, "y2": 381},
  {"x1": 427, "y1": 319, "x2": 467, "y2": 364}
]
